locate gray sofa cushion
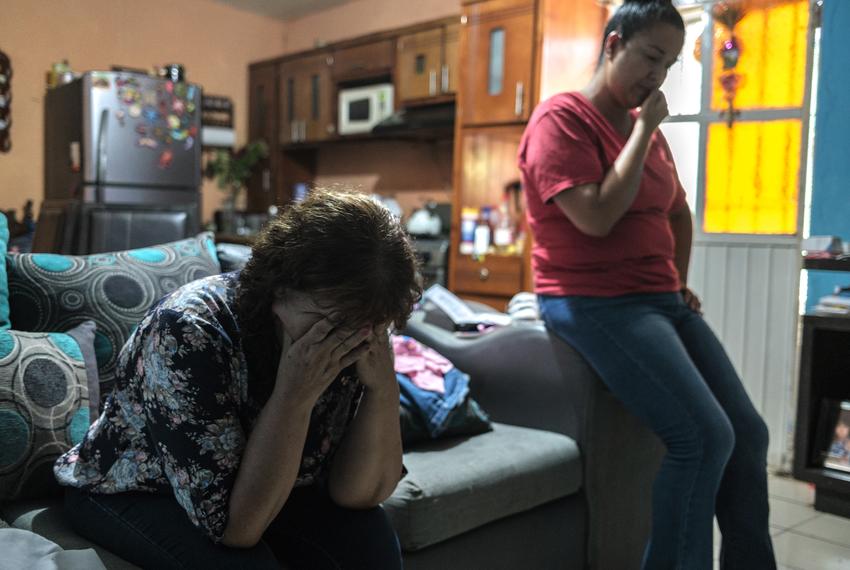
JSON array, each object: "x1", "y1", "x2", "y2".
[
  {"x1": 384, "y1": 422, "x2": 582, "y2": 551},
  {"x1": 0, "y1": 499, "x2": 140, "y2": 570}
]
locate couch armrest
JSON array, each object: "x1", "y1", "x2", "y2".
[{"x1": 402, "y1": 312, "x2": 664, "y2": 570}]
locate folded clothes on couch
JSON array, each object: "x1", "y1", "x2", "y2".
[{"x1": 392, "y1": 334, "x2": 492, "y2": 446}]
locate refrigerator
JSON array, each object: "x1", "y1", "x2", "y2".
[{"x1": 42, "y1": 71, "x2": 202, "y2": 254}]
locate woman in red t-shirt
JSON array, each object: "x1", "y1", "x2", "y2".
[{"x1": 518, "y1": 1, "x2": 775, "y2": 568}]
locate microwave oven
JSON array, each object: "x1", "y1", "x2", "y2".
[{"x1": 338, "y1": 83, "x2": 394, "y2": 135}]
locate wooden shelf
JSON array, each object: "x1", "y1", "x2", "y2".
[
  {"x1": 278, "y1": 128, "x2": 454, "y2": 150},
  {"x1": 796, "y1": 466, "x2": 850, "y2": 489},
  {"x1": 804, "y1": 257, "x2": 850, "y2": 271},
  {"x1": 802, "y1": 314, "x2": 850, "y2": 331}
]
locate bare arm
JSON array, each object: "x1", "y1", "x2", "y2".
[
  {"x1": 328, "y1": 328, "x2": 403, "y2": 509},
  {"x1": 552, "y1": 90, "x2": 669, "y2": 237},
  {"x1": 221, "y1": 316, "x2": 371, "y2": 548}
]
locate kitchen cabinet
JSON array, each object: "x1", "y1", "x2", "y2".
[
  {"x1": 332, "y1": 39, "x2": 395, "y2": 82},
  {"x1": 449, "y1": 0, "x2": 607, "y2": 307},
  {"x1": 278, "y1": 53, "x2": 335, "y2": 145},
  {"x1": 246, "y1": 62, "x2": 278, "y2": 212},
  {"x1": 459, "y1": 0, "x2": 535, "y2": 126},
  {"x1": 396, "y1": 22, "x2": 460, "y2": 104}
]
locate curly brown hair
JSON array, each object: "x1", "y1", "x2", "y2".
[{"x1": 236, "y1": 189, "x2": 421, "y2": 381}]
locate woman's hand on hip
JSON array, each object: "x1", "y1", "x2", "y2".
[{"x1": 681, "y1": 286, "x2": 703, "y2": 315}]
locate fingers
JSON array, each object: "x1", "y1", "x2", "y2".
[
  {"x1": 329, "y1": 326, "x2": 372, "y2": 363},
  {"x1": 338, "y1": 340, "x2": 372, "y2": 370},
  {"x1": 300, "y1": 315, "x2": 338, "y2": 346}
]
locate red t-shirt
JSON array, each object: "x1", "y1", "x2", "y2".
[{"x1": 518, "y1": 92, "x2": 688, "y2": 297}]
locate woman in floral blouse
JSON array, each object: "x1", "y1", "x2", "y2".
[{"x1": 55, "y1": 190, "x2": 421, "y2": 569}]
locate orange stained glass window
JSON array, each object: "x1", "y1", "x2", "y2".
[
  {"x1": 711, "y1": 0, "x2": 809, "y2": 111},
  {"x1": 704, "y1": 120, "x2": 801, "y2": 234}
]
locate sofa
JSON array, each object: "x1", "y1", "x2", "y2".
[{"x1": 0, "y1": 231, "x2": 665, "y2": 569}]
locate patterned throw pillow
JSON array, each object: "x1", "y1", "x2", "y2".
[
  {"x1": 0, "y1": 213, "x2": 9, "y2": 330},
  {"x1": 6, "y1": 233, "x2": 221, "y2": 398},
  {"x1": 0, "y1": 321, "x2": 98, "y2": 501}
]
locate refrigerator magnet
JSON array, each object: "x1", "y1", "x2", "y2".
[
  {"x1": 158, "y1": 149, "x2": 173, "y2": 169},
  {"x1": 69, "y1": 142, "x2": 81, "y2": 172}
]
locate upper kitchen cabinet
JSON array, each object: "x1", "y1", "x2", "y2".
[
  {"x1": 279, "y1": 53, "x2": 335, "y2": 145},
  {"x1": 459, "y1": 0, "x2": 535, "y2": 126},
  {"x1": 246, "y1": 62, "x2": 278, "y2": 212},
  {"x1": 396, "y1": 21, "x2": 460, "y2": 104},
  {"x1": 331, "y1": 39, "x2": 395, "y2": 83},
  {"x1": 248, "y1": 62, "x2": 278, "y2": 145}
]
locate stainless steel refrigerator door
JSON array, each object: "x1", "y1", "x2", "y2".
[{"x1": 82, "y1": 72, "x2": 201, "y2": 189}]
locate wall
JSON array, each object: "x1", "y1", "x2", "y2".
[
  {"x1": 806, "y1": 0, "x2": 850, "y2": 309},
  {"x1": 0, "y1": 0, "x2": 286, "y2": 227},
  {"x1": 281, "y1": 0, "x2": 460, "y2": 54},
  {"x1": 314, "y1": 140, "x2": 454, "y2": 217},
  {"x1": 281, "y1": 0, "x2": 462, "y2": 219}
]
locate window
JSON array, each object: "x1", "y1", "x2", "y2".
[{"x1": 660, "y1": 0, "x2": 815, "y2": 237}]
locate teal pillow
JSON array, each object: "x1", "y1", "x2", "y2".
[
  {"x1": 0, "y1": 213, "x2": 9, "y2": 331},
  {"x1": 6, "y1": 232, "x2": 221, "y2": 400},
  {"x1": 0, "y1": 321, "x2": 98, "y2": 501}
]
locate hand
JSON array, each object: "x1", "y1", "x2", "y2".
[
  {"x1": 680, "y1": 286, "x2": 703, "y2": 315},
  {"x1": 355, "y1": 324, "x2": 397, "y2": 393},
  {"x1": 636, "y1": 90, "x2": 669, "y2": 133},
  {"x1": 272, "y1": 302, "x2": 372, "y2": 404}
]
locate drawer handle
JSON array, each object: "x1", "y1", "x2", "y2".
[{"x1": 478, "y1": 267, "x2": 490, "y2": 281}]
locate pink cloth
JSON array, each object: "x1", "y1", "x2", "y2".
[{"x1": 392, "y1": 335, "x2": 453, "y2": 394}]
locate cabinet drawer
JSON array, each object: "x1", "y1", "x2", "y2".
[
  {"x1": 332, "y1": 40, "x2": 395, "y2": 80},
  {"x1": 454, "y1": 255, "x2": 523, "y2": 297}
]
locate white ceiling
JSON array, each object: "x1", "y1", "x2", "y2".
[{"x1": 210, "y1": 0, "x2": 355, "y2": 21}]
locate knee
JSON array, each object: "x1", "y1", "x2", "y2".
[
  {"x1": 737, "y1": 414, "x2": 770, "y2": 456},
  {"x1": 352, "y1": 506, "x2": 403, "y2": 569},
  {"x1": 700, "y1": 413, "x2": 736, "y2": 466}
]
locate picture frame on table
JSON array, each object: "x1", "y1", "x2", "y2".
[{"x1": 816, "y1": 399, "x2": 850, "y2": 473}]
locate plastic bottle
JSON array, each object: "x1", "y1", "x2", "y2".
[
  {"x1": 473, "y1": 206, "x2": 492, "y2": 256},
  {"x1": 460, "y1": 207, "x2": 478, "y2": 255}
]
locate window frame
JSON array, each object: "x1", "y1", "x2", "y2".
[{"x1": 664, "y1": 0, "x2": 819, "y2": 245}]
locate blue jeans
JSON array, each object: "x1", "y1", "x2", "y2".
[
  {"x1": 539, "y1": 292, "x2": 775, "y2": 570},
  {"x1": 64, "y1": 484, "x2": 402, "y2": 569}
]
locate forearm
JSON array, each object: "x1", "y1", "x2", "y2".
[
  {"x1": 328, "y1": 382, "x2": 403, "y2": 509},
  {"x1": 669, "y1": 207, "x2": 693, "y2": 285},
  {"x1": 596, "y1": 122, "x2": 654, "y2": 224},
  {"x1": 555, "y1": 123, "x2": 654, "y2": 237},
  {"x1": 222, "y1": 389, "x2": 313, "y2": 547}
]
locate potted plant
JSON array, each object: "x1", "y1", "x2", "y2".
[{"x1": 204, "y1": 140, "x2": 268, "y2": 233}]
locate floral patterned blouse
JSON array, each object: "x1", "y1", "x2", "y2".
[{"x1": 55, "y1": 272, "x2": 364, "y2": 542}]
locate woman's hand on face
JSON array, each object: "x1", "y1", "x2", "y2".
[
  {"x1": 680, "y1": 286, "x2": 703, "y2": 315},
  {"x1": 355, "y1": 323, "x2": 397, "y2": 393},
  {"x1": 636, "y1": 89, "x2": 669, "y2": 133},
  {"x1": 272, "y1": 302, "x2": 372, "y2": 404}
]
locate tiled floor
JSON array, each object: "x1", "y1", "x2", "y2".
[{"x1": 712, "y1": 472, "x2": 850, "y2": 570}]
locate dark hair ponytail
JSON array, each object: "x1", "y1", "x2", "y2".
[{"x1": 599, "y1": 0, "x2": 684, "y2": 63}]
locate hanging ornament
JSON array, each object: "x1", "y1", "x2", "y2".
[{"x1": 713, "y1": 1, "x2": 748, "y2": 127}]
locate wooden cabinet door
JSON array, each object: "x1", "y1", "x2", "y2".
[
  {"x1": 278, "y1": 54, "x2": 334, "y2": 144},
  {"x1": 460, "y1": 0, "x2": 535, "y2": 126},
  {"x1": 442, "y1": 22, "x2": 460, "y2": 95},
  {"x1": 249, "y1": 62, "x2": 277, "y2": 144},
  {"x1": 397, "y1": 28, "x2": 444, "y2": 102},
  {"x1": 299, "y1": 54, "x2": 335, "y2": 142},
  {"x1": 332, "y1": 39, "x2": 395, "y2": 82},
  {"x1": 247, "y1": 62, "x2": 278, "y2": 212},
  {"x1": 278, "y1": 60, "x2": 299, "y2": 145}
]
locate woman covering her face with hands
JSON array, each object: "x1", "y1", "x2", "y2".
[
  {"x1": 56, "y1": 189, "x2": 420, "y2": 569},
  {"x1": 518, "y1": 1, "x2": 775, "y2": 568}
]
